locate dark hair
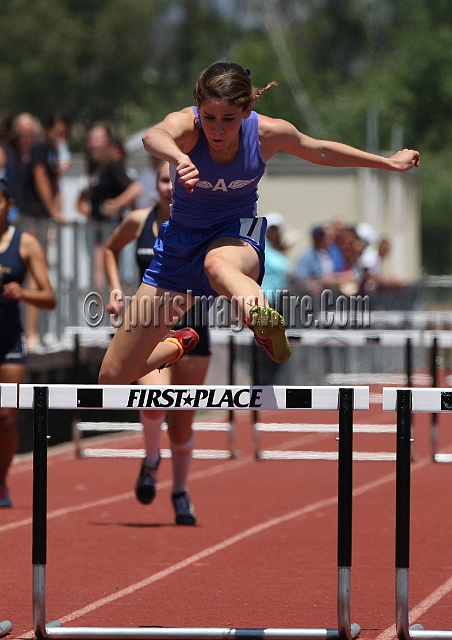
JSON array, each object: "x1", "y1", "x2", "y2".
[
  {"x1": 193, "y1": 61, "x2": 277, "y2": 109},
  {"x1": 88, "y1": 122, "x2": 113, "y2": 142},
  {"x1": 0, "y1": 110, "x2": 13, "y2": 141},
  {"x1": 44, "y1": 114, "x2": 71, "y2": 131}
]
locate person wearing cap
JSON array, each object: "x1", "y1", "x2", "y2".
[{"x1": 0, "y1": 178, "x2": 56, "y2": 507}]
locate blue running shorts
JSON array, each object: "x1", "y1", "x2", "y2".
[{"x1": 143, "y1": 216, "x2": 267, "y2": 300}]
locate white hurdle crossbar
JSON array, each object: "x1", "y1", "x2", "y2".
[
  {"x1": 73, "y1": 420, "x2": 235, "y2": 460},
  {"x1": 383, "y1": 387, "x2": 452, "y2": 640},
  {"x1": 22, "y1": 384, "x2": 367, "y2": 640},
  {"x1": 251, "y1": 386, "x2": 386, "y2": 461},
  {"x1": 0, "y1": 384, "x2": 17, "y2": 637}
]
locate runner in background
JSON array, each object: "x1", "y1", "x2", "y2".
[
  {"x1": 104, "y1": 161, "x2": 211, "y2": 525},
  {"x1": 0, "y1": 178, "x2": 55, "y2": 507}
]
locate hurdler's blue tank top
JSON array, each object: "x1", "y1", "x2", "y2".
[{"x1": 170, "y1": 106, "x2": 266, "y2": 229}]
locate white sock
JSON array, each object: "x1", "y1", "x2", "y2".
[
  {"x1": 170, "y1": 434, "x2": 195, "y2": 494},
  {"x1": 140, "y1": 410, "x2": 164, "y2": 464}
]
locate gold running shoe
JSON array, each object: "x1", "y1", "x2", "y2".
[{"x1": 247, "y1": 306, "x2": 291, "y2": 364}]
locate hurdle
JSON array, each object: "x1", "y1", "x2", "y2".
[
  {"x1": 252, "y1": 330, "x2": 424, "y2": 462},
  {"x1": 21, "y1": 383, "x2": 368, "y2": 640},
  {"x1": 383, "y1": 387, "x2": 452, "y2": 639},
  {"x1": 69, "y1": 328, "x2": 239, "y2": 460},
  {"x1": 0, "y1": 383, "x2": 18, "y2": 639}
]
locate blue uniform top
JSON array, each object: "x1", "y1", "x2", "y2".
[
  {"x1": 0, "y1": 228, "x2": 26, "y2": 323},
  {"x1": 170, "y1": 107, "x2": 266, "y2": 229}
]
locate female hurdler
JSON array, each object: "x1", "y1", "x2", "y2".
[{"x1": 98, "y1": 60, "x2": 420, "y2": 386}]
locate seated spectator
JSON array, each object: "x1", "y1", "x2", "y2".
[
  {"x1": 360, "y1": 236, "x2": 406, "y2": 292},
  {"x1": 295, "y1": 225, "x2": 360, "y2": 296}
]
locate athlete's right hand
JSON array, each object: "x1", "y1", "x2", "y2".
[{"x1": 176, "y1": 155, "x2": 199, "y2": 193}]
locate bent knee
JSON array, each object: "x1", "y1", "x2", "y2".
[
  {"x1": 204, "y1": 255, "x2": 226, "y2": 283},
  {"x1": 98, "y1": 362, "x2": 127, "y2": 386}
]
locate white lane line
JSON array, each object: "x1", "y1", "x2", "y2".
[
  {"x1": 376, "y1": 575, "x2": 452, "y2": 640},
  {"x1": 0, "y1": 432, "x2": 329, "y2": 535},
  {"x1": 22, "y1": 467, "x2": 400, "y2": 635}
]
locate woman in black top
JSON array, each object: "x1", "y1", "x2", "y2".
[{"x1": 77, "y1": 123, "x2": 142, "y2": 291}]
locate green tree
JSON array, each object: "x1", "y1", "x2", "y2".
[{"x1": 0, "y1": 0, "x2": 162, "y2": 126}]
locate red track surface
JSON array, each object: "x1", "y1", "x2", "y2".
[{"x1": 2, "y1": 388, "x2": 452, "y2": 639}]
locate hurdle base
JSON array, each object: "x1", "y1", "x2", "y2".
[
  {"x1": 0, "y1": 621, "x2": 13, "y2": 638},
  {"x1": 40, "y1": 625, "x2": 359, "y2": 639},
  {"x1": 409, "y1": 629, "x2": 452, "y2": 639}
]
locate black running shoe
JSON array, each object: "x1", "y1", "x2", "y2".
[
  {"x1": 135, "y1": 457, "x2": 160, "y2": 505},
  {"x1": 171, "y1": 491, "x2": 196, "y2": 525}
]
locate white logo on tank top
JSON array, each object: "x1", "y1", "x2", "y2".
[{"x1": 196, "y1": 177, "x2": 258, "y2": 191}]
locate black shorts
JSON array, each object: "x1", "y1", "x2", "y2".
[{"x1": 0, "y1": 327, "x2": 27, "y2": 365}]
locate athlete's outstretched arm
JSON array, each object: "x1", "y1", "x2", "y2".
[{"x1": 258, "y1": 115, "x2": 420, "y2": 172}]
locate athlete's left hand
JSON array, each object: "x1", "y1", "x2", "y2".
[
  {"x1": 388, "y1": 149, "x2": 420, "y2": 172},
  {"x1": 2, "y1": 281, "x2": 24, "y2": 301}
]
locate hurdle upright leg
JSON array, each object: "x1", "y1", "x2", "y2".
[
  {"x1": 32, "y1": 386, "x2": 49, "y2": 639},
  {"x1": 337, "y1": 389, "x2": 360, "y2": 640},
  {"x1": 393, "y1": 388, "x2": 450, "y2": 640},
  {"x1": 395, "y1": 389, "x2": 412, "y2": 640}
]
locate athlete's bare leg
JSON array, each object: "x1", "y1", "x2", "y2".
[
  {"x1": 205, "y1": 237, "x2": 291, "y2": 364},
  {"x1": 204, "y1": 238, "x2": 268, "y2": 320},
  {"x1": 98, "y1": 283, "x2": 192, "y2": 385}
]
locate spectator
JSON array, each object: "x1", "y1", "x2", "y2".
[
  {"x1": 360, "y1": 236, "x2": 406, "y2": 292},
  {"x1": 296, "y1": 225, "x2": 361, "y2": 297},
  {"x1": 77, "y1": 123, "x2": 142, "y2": 291},
  {"x1": 19, "y1": 114, "x2": 68, "y2": 223},
  {"x1": 261, "y1": 212, "x2": 292, "y2": 312},
  {"x1": 324, "y1": 218, "x2": 346, "y2": 272},
  {"x1": 9, "y1": 112, "x2": 41, "y2": 217},
  {"x1": 15, "y1": 114, "x2": 68, "y2": 349},
  {"x1": 259, "y1": 212, "x2": 294, "y2": 384},
  {"x1": 0, "y1": 178, "x2": 55, "y2": 507},
  {"x1": 104, "y1": 161, "x2": 211, "y2": 524},
  {"x1": 0, "y1": 111, "x2": 19, "y2": 223}
]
